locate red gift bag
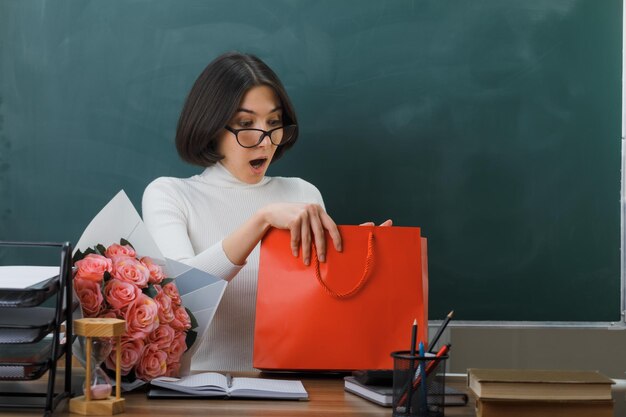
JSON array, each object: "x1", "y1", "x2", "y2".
[{"x1": 253, "y1": 225, "x2": 428, "y2": 371}]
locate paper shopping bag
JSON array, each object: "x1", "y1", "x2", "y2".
[{"x1": 253, "y1": 225, "x2": 428, "y2": 371}]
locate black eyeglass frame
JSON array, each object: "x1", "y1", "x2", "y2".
[{"x1": 224, "y1": 124, "x2": 297, "y2": 148}]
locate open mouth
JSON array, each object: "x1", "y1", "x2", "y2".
[{"x1": 249, "y1": 158, "x2": 268, "y2": 170}]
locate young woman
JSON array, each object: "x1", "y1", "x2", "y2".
[{"x1": 142, "y1": 52, "x2": 344, "y2": 371}]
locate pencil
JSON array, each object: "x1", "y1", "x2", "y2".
[
  {"x1": 428, "y1": 310, "x2": 454, "y2": 353},
  {"x1": 418, "y1": 341, "x2": 428, "y2": 413},
  {"x1": 406, "y1": 319, "x2": 418, "y2": 414}
]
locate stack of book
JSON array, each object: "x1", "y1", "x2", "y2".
[{"x1": 468, "y1": 368, "x2": 615, "y2": 417}]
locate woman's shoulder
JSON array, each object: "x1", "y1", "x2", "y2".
[
  {"x1": 144, "y1": 176, "x2": 187, "y2": 194},
  {"x1": 271, "y1": 175, "x2": 317, "y2": 189},
  {"x1": 143, "y1": 174, "x2": 205, "y2": 201},
  {"x1": 270, "y1": 176, "x2": 323, "y2": 199}
]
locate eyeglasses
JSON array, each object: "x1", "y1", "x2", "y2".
[{"x1": 225, "y1": 124, "x2": 297, "y2": 148}]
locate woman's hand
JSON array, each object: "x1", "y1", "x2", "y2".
[
  {"x1": 222, "y1": 202, "x2": 341, "y2": 267},
  {"x1": 360, "y1": 219, "x2": 393, "y2": 227},
  {"x1": 260, "y1": 203, "x2": 342, "y2": 265}
]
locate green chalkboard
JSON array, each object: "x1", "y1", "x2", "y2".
[{"x1": 0, "y1": 0, "x2": 621, "y2": 321}]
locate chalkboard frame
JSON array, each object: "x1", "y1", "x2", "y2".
[{"x1": 0, "y1": 0, "x2": 622, "y2": 324}]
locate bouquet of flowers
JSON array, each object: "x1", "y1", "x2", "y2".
[
  {"x1": 73, "y1": 239, "x2": 197, "y2": 381},
  {"x1": 73, "y1": 191, "x2": 227, "y2": 385}
]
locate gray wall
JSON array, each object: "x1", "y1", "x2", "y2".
[{"x1": 441, "y1": 325, "x2": 626, "y2": 416}]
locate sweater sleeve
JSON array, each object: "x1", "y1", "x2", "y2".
[{"x1": 142, "y1": 178, "x2": 243, "y2": 282}]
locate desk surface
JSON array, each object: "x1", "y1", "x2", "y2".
[{"x1": 6, "y1": 374, "x2": 476, "y2": 417}]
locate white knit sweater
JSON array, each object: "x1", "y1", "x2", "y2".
[{"x1": 142, "y1": 162, "x2": 325, "y2": 371}]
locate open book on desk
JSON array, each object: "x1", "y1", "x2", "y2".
[{"x1": 149, "y1": 372, "x2": 308, "y2": 400}]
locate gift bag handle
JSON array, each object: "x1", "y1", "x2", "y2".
[{"x1": 312, "y1": 231, "x2": 375, "y2": 299}]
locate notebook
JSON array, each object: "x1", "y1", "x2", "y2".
[
  {"x1": 344, "y1": 376, "x2": 468, "y2": 407},
  {"x1": 149, "y1": 372, "x2": 308, "y2": 400}
]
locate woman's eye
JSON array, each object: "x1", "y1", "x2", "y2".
[
  {"x1": 268, "y1": 119, "x2": 282, "y2": 127},
  {"x1": 237, "y1": 120, "x2": 253, "y2": 128}
]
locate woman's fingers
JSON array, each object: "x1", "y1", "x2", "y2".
[
  {"x1": 360, "y1": 219, "x2": 393, "y2": 226},
  {"x1": 267, "y1": 202, "x2": 342, "y2": 265},
  {"x1": 308, "y1": 206, "x2": 327, "y2": 263},
  {"x1": 320, "y1": 211, "x2": 342, "y2": 253},
  {"x1": 300, "y1": 210, "x2": 312, "y2": 265},
  {"x1": 289, "y1": 220, "x2": 301, "y2": 258}
]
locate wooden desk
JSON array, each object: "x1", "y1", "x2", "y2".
[{"x1": 6, "y1": 374, "x2": 476, "y2": 416}]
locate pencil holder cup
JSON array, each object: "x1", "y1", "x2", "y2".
[{"x1": 390, "y1": 350, "x2": 448, "y2": 417}]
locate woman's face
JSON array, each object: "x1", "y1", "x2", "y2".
[{"x1": 218, "y1": 85, "x2": 283, "y2": 184}]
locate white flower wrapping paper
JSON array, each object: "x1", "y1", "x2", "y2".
[{"x1": 74, "y1": 190, "x2": 227, "y2": 380}]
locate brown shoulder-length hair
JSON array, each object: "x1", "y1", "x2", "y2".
[{"x1": 175, "y1": 52, "x2": 298, "y2": 167}]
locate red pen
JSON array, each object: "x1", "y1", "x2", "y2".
[{"x1": 397, "y1": 343, "x2": 451, "y2": 407}]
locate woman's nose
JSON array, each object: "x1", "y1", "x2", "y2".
[{"x1": 257, "y1": 132, "x2": 272, "y2": 147}]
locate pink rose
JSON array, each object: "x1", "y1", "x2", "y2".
[
  {"x1": 75, "y1": 254, "x2": 112, "y2": 283},
  {"x1": 153, "y1": 285, "x2": 175, "y2": 324},
  {"x1": 165, "y1": 361, "x2": 181, "y2": 377},
  {"x1": 104, "y1": 279, "x2": 141, "y2": 311},
  {"x1": 125, "y1": 293, "x2": 159, "y2": 339},
  {"x1": 170, "y1": 305, "x2": 191, "y2": 332},
  {"x1": 162, "y1": 282, "x2": 181, "y2": 306},
  {"x1": 106, "y1": 337, "x2": 145, "y2": 375},
  {"x1": 111, "y1": 257, "x2": 150, "y2": 288},
  {"x1": 99, "y1": 310, "x2": 119, "y2": 319},
  {"x1": 140, "y1": 257, "x2": 165, "y2": 285},
  {"x1": 168, "y1": 331, "x2": 188, "y2": 361},
  {"x1": 105, "y1": 243, "x2": 136, "y2": 259},
  {"x1": 148, "y1": 324, "x2": 175, "y2": 350},
  {"x1": 135, "y1": 343, "x2": 168, "y2": 381},
  {"x1": 112, "y1": 308, "x2": 128, "y2": 320},
  {"x1": 74, "y1": 277, "x2": 103, "y2": 317}
]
